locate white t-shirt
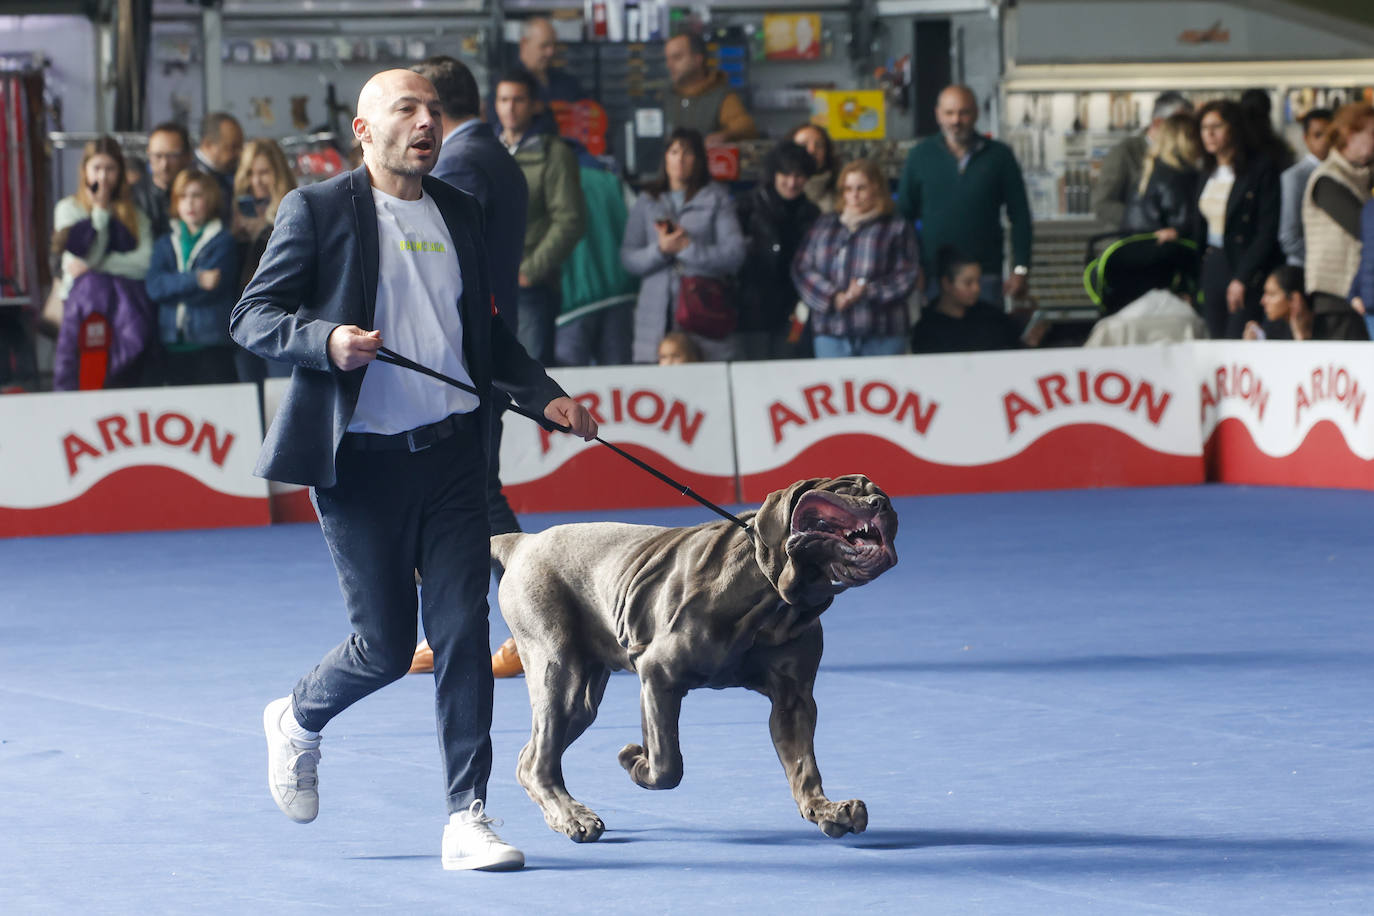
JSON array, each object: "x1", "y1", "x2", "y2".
[
  {"x1": 1199, "y1": 165, "x2": 1235, "y2": 249},
  {"x1": 348, "y1": 188, "x2": 481, "y2": 434}
]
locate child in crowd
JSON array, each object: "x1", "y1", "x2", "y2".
[
  {"x1": 1244, "y1": 265, "x2": 1312, "y2": 340},
  {"x1": 909, "y1": 245, "x2": 1024, "y2": 354},
  {"x1": 144, "y1": 171, "x2": 240, "y2": 385},
  {"x1": 657, "y1": 331, "x2": 703, "y2": 365}
]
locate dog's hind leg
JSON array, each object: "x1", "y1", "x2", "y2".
[
  {"x1": 516, "y1": 650, "x2": 610, "y2": 843},
  {"x1": 749, "y1": 626, "x2": 867, "y2": 838},
  {"x1": 617, "y1": 663, "x2": 686, "y2": 790}
]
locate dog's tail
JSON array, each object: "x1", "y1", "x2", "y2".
[{"x1": 490, "y1": 532, "x2": 526, "y2": 568}]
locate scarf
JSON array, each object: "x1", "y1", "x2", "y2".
[
  {"x1": 177, "y1": 220, "x2": 205, "y2": 266},
  {"x1": 839, "y1": 206, "x2": 882, "y2": 233}
]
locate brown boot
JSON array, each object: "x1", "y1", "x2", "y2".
[
  {"x1": 491, "y1": 637, "x2": 523, "y2": 678},
  {"x1": 408, "y1": 639, "x2": 434, "y2": 675}
]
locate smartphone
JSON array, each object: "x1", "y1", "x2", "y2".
[
  {"x1": 237, "y1": 196, "x2": 258, "y2": 218},
  {"x1": 656, "y1": 219, "x2": 676, "y2": 233}
]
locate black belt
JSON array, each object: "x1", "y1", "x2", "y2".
[{"x1": 342, "y1": 412, "x2": 474, "y2": 452}]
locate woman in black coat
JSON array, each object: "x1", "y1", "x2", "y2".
[
  {"x1": 734, "y1": 141, "x2": 822, "y2": 359},
  {"x1": 1162, "y1": 99, "x2": 1282, "y2": 339}
]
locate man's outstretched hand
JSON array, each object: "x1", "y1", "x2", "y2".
[
  {"x1": 544, "y1": 397, "x2": 598, "y2": 441},
  {"x1": 328, "y1": 325, "x2": 382, "y2": 371}
]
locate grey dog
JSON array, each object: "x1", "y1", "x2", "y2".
[{"x1": 491, "y1": 474, "x2": 899, "y2": 842}]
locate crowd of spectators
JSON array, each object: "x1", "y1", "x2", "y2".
[
  {"x1": 45, "y1": 20, "x2": 1374, "y2": 393},
  {"x1": 1100, "y1": 90, "x2": 1374, "y2": 344}
]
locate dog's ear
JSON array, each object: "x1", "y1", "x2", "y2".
[
  {"x1": 752, "y1": 477, "x2": 825, "y2": 550},
  {"x1": 752, "y1": 477, "x2": 827, "y2": 601}
]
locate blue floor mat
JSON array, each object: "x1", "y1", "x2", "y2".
[{"x1": 2, "y1": 486, "x2": 1371, "y2": 914}]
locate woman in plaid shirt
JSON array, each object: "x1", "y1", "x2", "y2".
[{"x1": 791, "y1": 158, "x2": 921, "y2": 358}]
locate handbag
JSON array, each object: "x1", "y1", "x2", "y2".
[
  {"x1": 674, "y1": 273, "x2": 736, "y2": 340},
  {"x1": 661, "y1": 193, "x2": 737, "y2": 340}
]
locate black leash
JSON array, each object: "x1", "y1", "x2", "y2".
[{"x1": 374, "y1": 346, "x2": 752, "y2": 535}]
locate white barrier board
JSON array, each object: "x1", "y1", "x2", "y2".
[
  {"x1": 730, "y1": 348, "x2": 1203, "y2": 500},
  {"x1": 501, "y1": 363, "x2": 738, "y2": 512},
  {"x1": 0, "y1": 384, "x2": 269, "y2": 537}
]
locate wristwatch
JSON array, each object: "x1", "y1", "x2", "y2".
[{"x1": 1012, "y1": 265, "x2": 1030, "y2": 277}]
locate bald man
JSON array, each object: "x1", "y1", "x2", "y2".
[
  {"x1": 510, "y1": 16, "x2": 586, "y2": 137},
  {"x1": 897, "y1": 85, "x2": 1033, "y2": 304},
  {"x1": 233, "y1": 68, "x2": 597, "y2": 872}
]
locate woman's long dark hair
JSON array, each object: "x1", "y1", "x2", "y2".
[
  {"x1": 644, "y1": 128, "x2": 710, "y2": 202},
  {"x1": 1198, "y1": 99, "x2": 1256, "y2": 176}
]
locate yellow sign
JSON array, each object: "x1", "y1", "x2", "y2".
[
  {"x1": 763, "y1": 14, "x2": 821, "y2": 60},
  {"x1": 814, "y1": 90, "x2": 886, "y2": 140}
]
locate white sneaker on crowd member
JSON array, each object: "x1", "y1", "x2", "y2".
[
  {"x1": 263, "y1": 696, "x2": 322, "y2": 823},
  {"x1": 442, "y1": 799, "x2": 526, "y2": 871}
]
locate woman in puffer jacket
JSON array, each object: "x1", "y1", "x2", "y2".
[
  {"x1": 50, "y1": 136, "x2": 156, "y2": 390},
  {"x1": 621, "y1": 128, "x2": 745, "y2": 363}
]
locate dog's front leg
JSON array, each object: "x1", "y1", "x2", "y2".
[
  {"x1": 618, "y1": 665, "x2": 685, "y2": 790},
  {"x1": 757, "y1": 628, "x2": 867, "y2": 837}
]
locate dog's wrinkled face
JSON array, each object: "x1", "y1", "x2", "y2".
[{"x1": 785, "y1": 476, "x2": 898, "y2": 593}]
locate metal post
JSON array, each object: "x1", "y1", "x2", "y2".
[{"x1": 202, "y1": 6, "x2": 223, "y2": 116}]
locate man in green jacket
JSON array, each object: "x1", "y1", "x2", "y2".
[
  {"x1": 897, "y1": 85, "x2": 1033, "y2": 306},
  {"x1": 496, "y1": 70, "x2": 585, "y2": 364}
]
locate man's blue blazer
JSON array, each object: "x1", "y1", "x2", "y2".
[{"x1": 431, "y1": 121, "x2": 529, "y2": 319}]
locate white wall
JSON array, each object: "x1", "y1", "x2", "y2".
[{"x1": 0, "y1": 15, "x2": 100, "y2": 132}]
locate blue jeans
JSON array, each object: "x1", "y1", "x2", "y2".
[
  {"x1": 554, "y1": 303, "x2": 634, "y2": 366},
  {"x1": 516, "y1": 284, "x2": 557, "y2": 365},
  {"x1": 300, "y1": 417, "x2": 494, "y2": 814},
  {"x1": 1364, "y1": 313, "x2": 1374, "y2": 341},
  {"x1": 812, "y1": 334, "x2": 908, "y2": 358}
]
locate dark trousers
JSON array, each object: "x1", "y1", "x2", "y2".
[
  {"x1": 297, "y1": 417, "x2": 494, "y2": 814},
  {"x1": 1311, "y1": 293, "x2": 1372, "y2": 341},
  {"x1": 158, "y1": 345, "x2": 240, "y2": 386},
  {"x1": 485, "y1": 398, "x2": 521, "y2": 540},
  {"x1": 1200, "y1": 247, "x2": 1262, "y2": 339}
]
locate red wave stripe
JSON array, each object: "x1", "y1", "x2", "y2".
[
  {"x1": 1205, "y1": 417, "x2": 1374, "y2": 489},
  {"x1": 504, "y1": 442, "x2": 737, "y2": 513},
  {"x1": 738, "y1": 425, "x2": 1203, "y2": 501},
  {"x1": 0, "y1": 465, "x2": 270, "y2": 539},
  {"x1": 270, "y1": 488, "x2": 318, "y2": 524}
]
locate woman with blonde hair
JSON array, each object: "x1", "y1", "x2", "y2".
[
  {"x1": 234, "y1": 138, "x2": 296, "y2": 231},
  {"x1": 50, "y1": 136, "x2": 157, "y2": 389},
  {"x1": 792, "y1": 158, "x2": 920, "y2": 358},
  {"x1": 232, "y1": 138, "x2": 298, "y2": 378},
  {"x1": 1125, "y1": 111, "x2": 1201, "y2": 234}
]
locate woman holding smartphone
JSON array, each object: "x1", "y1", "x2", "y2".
[
  {"x1": 50, "y1": 136, "x2": 157, "y2": 390},
  {"x1": 621, "y1": 128, "x2": 745, "y2": 363}
]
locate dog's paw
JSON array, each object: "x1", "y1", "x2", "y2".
[
  {"x1": 547, "y1": 802, "x2": 605, "y2": 844},
  {"x1": 808, "y1": 798, "x2": 868, "y2": 837},
  {"x1": 617, "y1": 743, "x2": 649, "y2": 785}
]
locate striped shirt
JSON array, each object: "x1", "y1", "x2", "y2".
[{"x1": 791, "y1": 212, "x2": 920, "y2": 338}]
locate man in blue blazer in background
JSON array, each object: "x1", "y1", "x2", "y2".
[
  {"x1": 409, "y1": 55, "x2": 532, "y2": 678},
  {"x1": 230, "y1": 68, "x2": 596, "y2": 872}
]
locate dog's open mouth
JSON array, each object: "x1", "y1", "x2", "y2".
[{"x1": 787, "y1": 490, "x2": 898, "y2": 589}]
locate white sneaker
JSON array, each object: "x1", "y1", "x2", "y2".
[
  {"x1": 442, "y1": 800, "x2": 525, "y2": 871},
  {"x1": 263, "y1": 696, "x2": 321, "y2": 824}
]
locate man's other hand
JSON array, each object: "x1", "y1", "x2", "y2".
[
  {"x1": 544, "y1": 396, "x2": 598, "y2": 440},
  {"x1": 328, "y1": 325, "x2": 382, "y2": 371}
]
